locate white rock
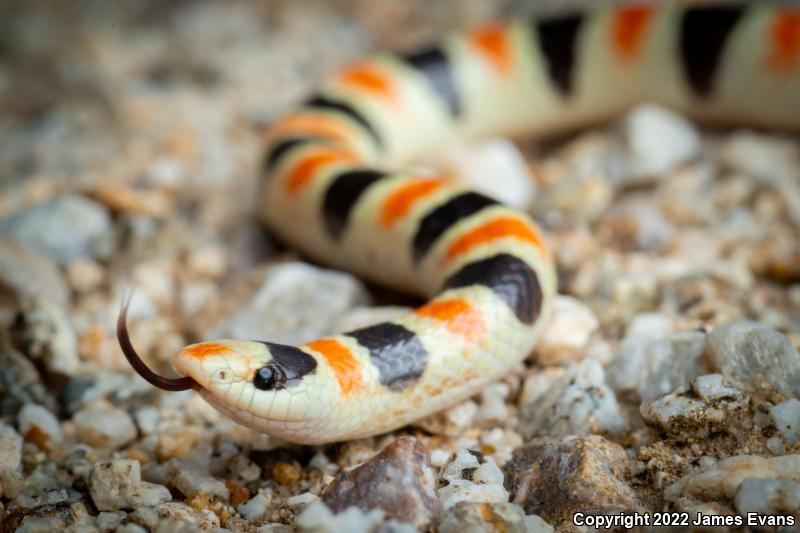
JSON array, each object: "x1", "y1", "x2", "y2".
[
  {"x1": 96, "y1": 511, "x2": 127, "y2": 532},
  {"x1": 720, "y1": 131, "x2": 799, "y2": 182},
  {"x1": 18, "y1": 403, "x2": 63, "y2": 443},
  {"x1": 166, "y1": 459, "x2": 229, "y2": 499},
  {"x1": 770, "y1": 399, "x2": 800, "y2": 446},
  {"x1": 130, "y1": 501, "x2": 206, "y2": 530},
  {"x1": 625, "y1": 312, "x2": 672, "y2": 339},
  {"x1": 439, "y1": 501, "x2": 554, "y2": 533},
  {"x1": 437, "y1": 449, "x2": 508, "y2": 509},
  {"x1": 414, "y1": 401, "x2": 478, "y2": 437},
  {"x1": 117, "y1": 525, "x2": 148, "y2": 533},
  {"x1": 692, "y1": 373, "x2": 745, "y2": 401},
  {"x1": 735, "y1": 478, "x2": 800, "y2": 517},
  {"x1": 519, "y1": 359, "x2": 626, "y2": 439},
  {"x1": 475, "y1": 383, "x2": 510, "y2": 422},
  {"x1": 439, "y1": 138, "x2": 536, "y2": 209},
  {"x1": 295, "y1": 501, "x2": 417, "y2": 533},
  {"x1": 134, "y1": 407, "x2": 159, "y2": 435},
  {"x1": 208, "y1": 262, "x2": 369, "y2": 344},
  {"x1": 0, "y1": 422, "x2": 22, "y2": 473},
  {"x1": 623, "y1": 104, "x2": 700, "y2": 177},
  {"x1": 666, "y1": 454, "x2": 800, "y2": 503},
  {"x1": 73, "y1": 408, "x2": 137, "y2": 449},
  {"x1": 534, "y1": 295, "x2": 598, "y2": 366},
  {"x1": 287, "y1": 491, "x2": 318, "y2": 508},
  {"x1": 89, "y1": 459, "x2": 171, "y2": 511}
]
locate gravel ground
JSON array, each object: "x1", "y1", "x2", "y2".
[{"x1": 1, "y1": 1, "x2": 799, "y2": 532}]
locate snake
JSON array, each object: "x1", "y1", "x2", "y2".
[{"x1": 118, "y1": 4, "x2": 800, "y2": 445}]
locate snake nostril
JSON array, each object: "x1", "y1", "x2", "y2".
[{"x1": 217, "y1": 370, "x2": 229, "y2": 382}]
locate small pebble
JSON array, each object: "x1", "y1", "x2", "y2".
[
  {"x1": 533, "y1": 295, "x2": 597, "y2": 366},
  {"x1": 295, "y1": 501, "x2": 416, "y2": 533},
  {"x1": 439, "y1": 138, "x2": 536, "y2": 209},
  {"x1": 237, "y1": 491, "x2": 270, "y2": 522},
  {"x1": 666, "y1": 454, "x2": 800, "y2": 504},
  {"x1": 18, "y1": 403, "x2": 63, "y2": 449},
  {"x1": 0, "y1": 421, "x2": 23, "y2": 473},
  {"x1": 437, "y1": 449, "x2": 508, "y2": 509},
  {"x1": 166, "y1": 459, "x2": 230, "y2": 500},
  {"x1": 640, "y1": 374, "x2": 749, "y2": 439},
  {"x1": 322, "y1": 436, "x2": 441, "y2": 530},
  {"x1": 735, "y1": 478, "x2": 800, "y2": 517},
  {"x1": 272, "y1": 461, "x2": 302, "y2": 486},
  {"x1": 73, "y1": 408, "x2": 138, "y2": 449},
  {"x1": 707, "y1": 321, "x2": 800, "y2": 397},
  {"x1": 208, "y1": 261, "x2": 369, "y2": 344},
  {"x1": 518, "y1": 359, "x2": 626, "y2": 439},
  {"x1": 0, "y1": 194, "x2": 114, "y2": 264},
  {"x1": 89, "y1": 459, "x2": 171, "y2": 511},
  {"x1": 623, "y1": 104, "x2": 700, "y2": 178},
  {"x1": 504, "y1": 435, "x2": 641, "y2": 527},
  {"x1": 439, "y1": 501, "x2": 554, "y2": 533},
  {"x1": 770, "y1": 398, "x2": 800, "y2": 446}
]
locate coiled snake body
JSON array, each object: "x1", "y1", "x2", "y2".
[{"x1": 120, "y1": 4, "x2": 800, "y2": 444}]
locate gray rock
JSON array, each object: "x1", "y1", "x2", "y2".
[
  {"x1": 0, "y1": 237, "x2": 69, "y2": 308},
  {"x1": 208, "y1": 261, "x2": 369, "y2": 344},
  {"x1": 608, "y1": 330, "x2": 708, "y2": 401},
  {"x1": 437, "y1": 449, "x2": 508, "y2": 509},
  {"x1": 166, "y1": 459, "x2": 229, "y2": 499},
  {"x1": 640, "y1": 374, "x2": 749, "y2": 439},
  {"x1": 735, "y1": 478, "x2": 800, "y2": 517},
  {"x1": 0, "y1": 348, "x2": 55, "y2": 417},
  {"x1": 10, "y1": 463, "x2": 82, "y2": 510},
  {"x1": 770, "y1": 399, "x2": 800, "y2": 446},
  {"x1": 0, "y1": 194, "x2": 114, "y2": 264},
  {"x1": 321, "y1": 436, "x2": 441, "y2": 530},
  {"x1": 503, "y1": 435, "x2": 641, "y2": 527},
  {"x1": 439, "y1": 501, "x2": 554, "y2": 533},
  {"x1": 89, "y1": 459, "x2": 171, "y2": 511},
  {"x1": 707, "y1": 321, "x2": 800, "y2": 398},
  {"x1": 13, "y1": 501, "x2": 94, "y2": 532},
  {"x1": 518, "y1": 359, "x2": 626, "y2": 439},
  {"x1": 10, "y1": 297, "x2": 80, "y2": 376},
  {"x1": 73, "y1": 408, "x2": 138, "y2": 449}
]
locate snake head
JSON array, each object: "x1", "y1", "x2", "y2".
[
  {"x1": 171, "y1": 340, "x2": 328, "y2": 439},
  {"x1": 118, "y1": 299, "x2": 330, "y2": 442}
]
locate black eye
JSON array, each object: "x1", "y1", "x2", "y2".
[{"x1": 253, "y1": 364, "x2": 285, "y2": 391}]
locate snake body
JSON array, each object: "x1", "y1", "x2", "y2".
[{"x1": 120, "y1": 4, "x2": 800, "y2": 444}]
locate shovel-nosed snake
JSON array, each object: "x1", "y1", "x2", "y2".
[{"x1": 119, "y1": 4, "x2": 800, "y2": 444}]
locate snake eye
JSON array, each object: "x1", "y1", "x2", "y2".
[{"x1": 253, "y1": 364, "x2": 286, "y2": 391}]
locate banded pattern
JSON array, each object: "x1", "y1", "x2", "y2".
[{"x1": 162, "y1": 3, "x2": 800, "y2": 445}]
